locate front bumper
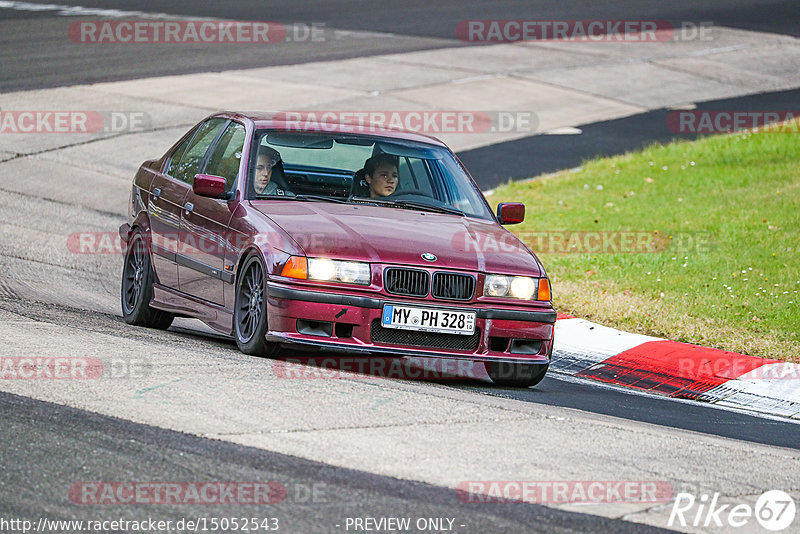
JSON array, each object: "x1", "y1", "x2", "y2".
[{"x1": 266, "y1": 282, "x2": 555, "y2": 363}]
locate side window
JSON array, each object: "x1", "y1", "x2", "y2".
[
  {"x1": 166, "y1": 134, "x2": 193, "y2": 178},
  {"x1": 397, "y1": 157, "x2": 413, "y2": 192},
  {"x1": 203, "y1": 122, "x2": 246, "y2": 192},
  {"x1": 403, "y1": 157, "x2": 434, "y2": 196},
  {"x1": 172, "y1": 118, "x2": 227, "y2": 184}
]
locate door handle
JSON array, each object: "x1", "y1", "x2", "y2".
[
  {"x1": 184, "y1": 202, "x2": 194, "y2": 215},
  {"x1": 152, "y1": 187, "x2": 161, "y2": 200}
]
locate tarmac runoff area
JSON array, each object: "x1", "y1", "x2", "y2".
[
  {"x1": 0, "y1": 23, "x2": 799, "y2": 533},
  {"x1": 0, "y1": 24, "x2": 798, "y2": 162},
  {"x1": 0, "y1": 301, "x2": 798, "y2": 532}
]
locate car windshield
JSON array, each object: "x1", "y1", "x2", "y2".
[{"x1": 248, "y1": 130, "x2": 494, "y2": 220}]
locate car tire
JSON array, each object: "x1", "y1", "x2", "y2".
[
  {"x1": 234, "y1": 254, "x2": 279, "y2": 357},
  {"x1": 121, "y1": 230, "x2": 174, "y2": 329},
  {"x1": 486, "y1": 362, "x2": 549, "y2": 388}
]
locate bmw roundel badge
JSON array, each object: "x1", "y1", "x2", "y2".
[{"x1": 421, "y1": 253, "x2": 437, "y2": 262}]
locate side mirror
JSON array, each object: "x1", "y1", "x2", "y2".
[
  {"x1": 193, "y1": 174, "x2": 227, "y2": 198},
  {"x1": 496, "y1": 202, "x2": 525, "y2": 225}
]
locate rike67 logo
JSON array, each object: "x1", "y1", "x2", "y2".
[{"x1": 669, "y1": 490, "x2": 796, "y2": 531}]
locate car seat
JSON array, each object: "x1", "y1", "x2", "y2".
[{"x1": 350, "y1": 168, "x2": 370, "y2": 197}]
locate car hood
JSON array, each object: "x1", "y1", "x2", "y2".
[{"x1": 251, "y1": 201, "x2": 542, "y2": 276}]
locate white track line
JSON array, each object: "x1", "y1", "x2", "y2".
[{"x1": 0, "y1": 1, "x2": 201, "y2": 19}]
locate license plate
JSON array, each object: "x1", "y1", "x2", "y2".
[{"x1": 381, "y1": 304, "x2": 476, "y2": 335}]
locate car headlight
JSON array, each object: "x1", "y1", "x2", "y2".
[
  {"x1": 484, "y1": 274, "x2": 550, "y2": 301},
  {"x1": 308, "y1": 258, "x2": 336, "y2": 281},
  {"x1": 484, "y1": 274, "x2": 511, "y2": 297},
  {"x1": 310, "y1": 258, "x2": 371, "y2": 285},
  {"x1": 510, "y1": 276, "x2": 537, "y2": 299},
  {"x1": 336, "y1": 261, "x2": 371, "y2": 284},
  {"x1": 282, "y1": 256, "x2": 371, "y2": 285}
]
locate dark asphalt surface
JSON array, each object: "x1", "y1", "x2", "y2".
[
  {"x1": 2, "y1": 0, "x2": 797, "y2": 190},
  {"x1": 460, "y1": 87, "x2": 800, "y2": 189},
  {"x1": 3, "y1": 0, "x2": 798, "y2": 37},
  {"x1": 455, "y1": 376, "x2": 800, "y2": 451},
  {"x1": 0, "y1": 390, "x2": 675, "y2": 534},
  {"x1": 260, "y1": 345, "x2": 800, "y2": 450},
  {"x1": 1, "y1": 1, "x2": 799, "y2": 531},
  {"x1": 0, "y1": 0, "x2": 797, "y2": 92},
  {"x1": 7, "y1": 298, "x2": 798, "y2": 456},
  {"x1": 4, "y1": 0, "x2": 799, "y2": 36}
]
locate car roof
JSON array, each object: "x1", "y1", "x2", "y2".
[{"x1": 215, "y1": 111, "x2": 449, "y2": 148}]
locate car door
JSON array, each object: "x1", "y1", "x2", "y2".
[
  {"x1": 177, "y1": 120, "x2": 246, "y2": 306},
  {"x1": 148, "y1": 130, "x2": 193, "y2": 290},
  {"x1": 149, "y1": 118, "x2": 227, "y2": 290}
]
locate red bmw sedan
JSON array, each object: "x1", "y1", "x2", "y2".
[{"x1": 120, "y1": 112, "x2": 555, "y2": 387}]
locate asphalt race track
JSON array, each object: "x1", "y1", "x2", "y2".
[
  {"x1": 1, "y1": 0, "x2": 798, "y2": 92},
  {"x1": 1, "y1": 390, "x2": 674, "y2": 534},
  {"x1": 1, "y1": 1, "x2": 799, "y2": 533}
]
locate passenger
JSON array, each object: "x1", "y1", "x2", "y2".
[
  {"x1": 363, "y1": 153, "x2": 399, "y2": 198},
  {"x1": 254, "y1": 146, "x2": 292, "y2": 196}
]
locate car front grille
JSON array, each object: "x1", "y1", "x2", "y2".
[
  {"x1": 384, "y1": 268, "x2": 429, "y2": 297},
  {"x1": 370, "y1": 320, "x2": 480, "y2": 351},
  {"x1": 432, "y1": 272, "x2": 475, "y2": 300}
]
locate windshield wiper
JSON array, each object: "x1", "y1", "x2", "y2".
[
  {"x1": 350, "y1": 196, "x2": 464, "y2": 216},
  {"x1": 257, "y1": 194, "x2": 299, "y2": 200},
  {"x1": 393, "y1": 200, "x2": 464, "y2": 216},
  {"x1": 348, "y1": 197, "x2": 384, "y2": 207},
  {"x1": 293, "y1": 194, "x2": 348, "y2": 204}
]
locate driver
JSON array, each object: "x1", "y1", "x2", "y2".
[{"x1": 363, "y1": 153, "x2": 399, "y2": 198}]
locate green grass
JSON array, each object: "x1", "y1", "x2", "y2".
[{"x1": 489, "y1": 126, "x2": 800, "y2": 360}]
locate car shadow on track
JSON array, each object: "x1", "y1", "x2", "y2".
[
  {"x1": 169, "y1": 322, "x2": 550, "y2": 389},
  {"x1": 160, "y1": 323, "x2": 800, "y2": 449}
]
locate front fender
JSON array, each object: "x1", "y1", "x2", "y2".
[{"x1": 124, "y1": 211, "x2": 152, "y2": 240}]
